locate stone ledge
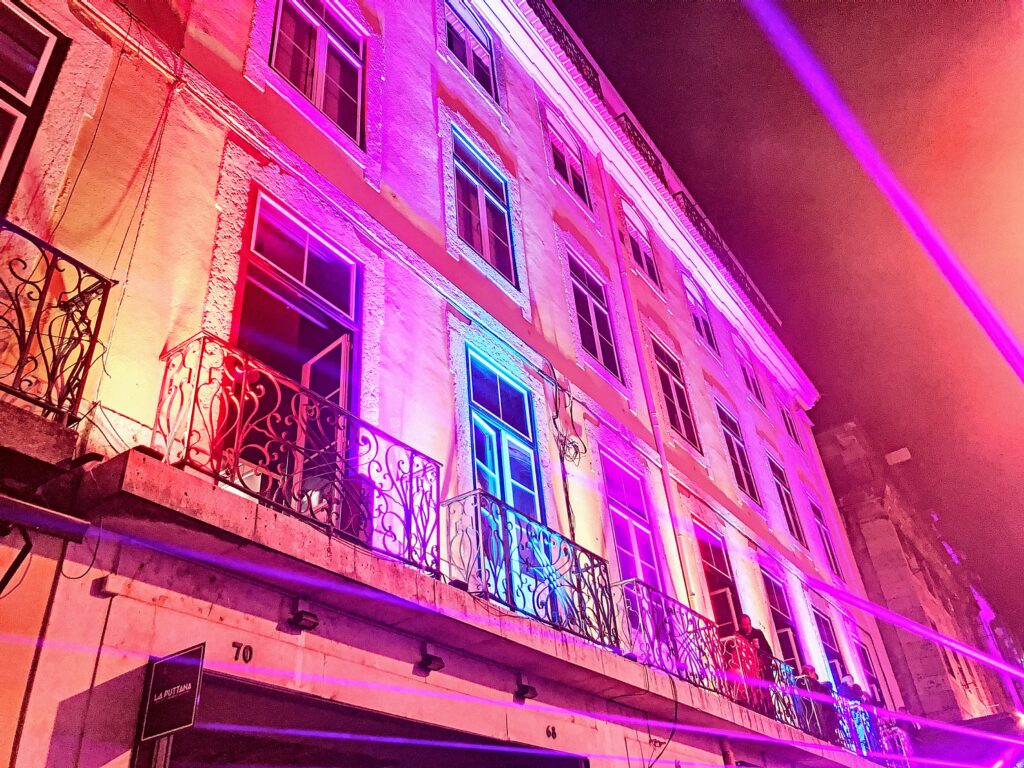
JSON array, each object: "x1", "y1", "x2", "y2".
[{"x1": 71, "y1": 447, "x2": 874, "y2": 768}]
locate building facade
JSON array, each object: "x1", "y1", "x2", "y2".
[
  {"x1": 0, "y1": 1, "x2": 911, "y2": 766},
  {"x1": 817, "y1": 422, "x2": 1022, "y2": 726}
]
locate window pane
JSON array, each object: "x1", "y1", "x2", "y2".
[
  {"x1": 551, "y1": 145, "x2": 568, "y2": 182},
  {"x1": 305, "y1": 238, "x2": 353, "y2": 316},
  {"x1": 323, "y1": 45, "x2": 360, "y2": 140},
  {"x1": 485, "y1": 196, "x2": 514, "y2": 282},
  {"x1": 497, "y1": 379, "x2": 530, "y2": 437},
  {"x1": 446, "y1": 21, "x2": 467, "y2": 65},
  {"x1": 471, "y1": 51, "x2": 493, "y2": 94},
  {"x1": 570, "y1": 167, "x2": 588, "y2": 201},
  {"x1": 454, "y1": 168, "x2": 483, "y2": 254},
  {"x1": 472, "y1": 419, "x2": 500, "y2": 497},
  {"x1": 469, "y1": 359, "x2": 501, "y2": 418},
  {"x1": 273, "y1": 1, "x2": 316, "y2": 99},
  {"x1": 573, "y1": 285, "x2": 597, "y2": 357},
  {"x1": 0, "y1": 5, "x2": 48, "y2": 97},
  {"x1": 0, "y1": 108, "x2": 15, "y2": 155},
  {"x1": 254, "y1": 205, "x2": 306, "y2": 280}
]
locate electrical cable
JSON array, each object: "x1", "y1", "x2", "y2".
[{"x1": 50, "y1": 15, "x2": 132, "y2": 238}]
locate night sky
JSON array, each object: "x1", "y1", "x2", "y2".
[{"x1": 552, "y1": 0, "x2": 1024, "y2": 635}]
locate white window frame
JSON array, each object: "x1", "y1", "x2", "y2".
[
  {"x1": 568, "y1": 254, "x2": 620, "y2": 377},
  {"x1": 684, "y1": 277, "x2": 719, "y2": 354},
  {"x1": 735, "y1": 341, "x2": 766, "y2": 407},
  {"x1": 546, "y1": 113, "x2": 589, "y2": 205},
  {"x1": 811, "y1": 501, "x2": 843, "y2": 578},
  {"x1": 767, "y1": 455, "x2": 806, "y2": 546},
  {"x1": 716, "y1": 402, "x2": 760, "y2": 504},
  {"x1": 270, "y1": 0, "x2": 366, "y2": 144},
  {"x1": 622, "y1": 205, "x2": 661, "y2": 288},
  {"x1": 651, "y1": 338, "x2": 700, "y2": 450},
  {"x1": 443, "y1": 0, "x2": 497, "y2": 101},
  {"x1": 452, "y1": 130, "x2": 515, "y2": 286},
  {"x1": 780, "y1": 406, "x2": 802, "y2": 447},
  {"x1": 0, "y1": 2, "x2": 58, "y2": 105}
]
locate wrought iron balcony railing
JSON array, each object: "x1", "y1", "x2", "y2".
[
  {"x1": 0, "y1": 218, "x2": 114, "y2": 422},
  {"x1": 612, "y1": 578, "x2": 725, "y2": 694},
  {"x1": 443, "y1": 489, "x2": 617, "y2": 648},
  {"x1": 152, "y1": 333, "x2": 441, "y2": 574}
]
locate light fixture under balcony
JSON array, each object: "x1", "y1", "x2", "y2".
[{"x1": 513, "y1": 673, "x2": 538, "y2": 704}]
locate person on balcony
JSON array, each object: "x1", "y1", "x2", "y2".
[{"x1": 736, "y1": 614, "x2": 775, "y2": 714}]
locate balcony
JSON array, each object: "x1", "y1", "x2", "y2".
[
  {"x1": 613, "y1": 577, "x2": 726, "y2": 694},
  {"x1": 0, "y1": 218, "x2": 114, "y2": 422},
  {"x1": 443, "y1": 489, "x2": 618, "y2": 648},
  {"x1": 152, "y1": 332, "x2": 441, "y2": 574},
  {"x1": 613, "y1": 577, "x2": 911, "y2": 766}
]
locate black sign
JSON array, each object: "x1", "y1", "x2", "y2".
[{"x1": 140, "y1": 643, "x2": 205, "y2": 741}]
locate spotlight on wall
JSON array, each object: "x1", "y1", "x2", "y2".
[
  {"x1": 513, "y1": 673, "x2": 538, "y2": 704},
  {"x1": 413, "y1": 644, "x2": 445, "y2": 677},
  {"x1": 287, "y1": 608, "x2": 320, "y2": 632}
]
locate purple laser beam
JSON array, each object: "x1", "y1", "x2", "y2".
[{"x1": 742, "y1": 0, "x2": 1024, "y2": 382}]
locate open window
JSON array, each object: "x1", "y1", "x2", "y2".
[
  {"x1": 762, "y1": 570, "x2": 804, "y2": 670},
  {"x1": 695, "y1": 522, "x2": 742, "y2": 637},
  {"x1": 683, "y1": 275, "x2": 718, "y2": 353}
]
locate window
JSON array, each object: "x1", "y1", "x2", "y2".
[
  {"x1": 0, "y1": 2, "x2": 66, "y2": 212},
  {"x1": 684, "y1": 278, "x2": 718, "y2": 353},
  {"x1": 602, "y1": 455, "x2": 660, "y2": 587},
  {"x1": 781, "y1": 406, "x2": 801, "y2": 447},
  {"x1": 271, "y1": 0, "x2": 365, "y2": 143},
  {"x1": 811, "y1": 502, "x2": 843, "y2": 578},
  {"x1": 444, "y1": 0, "x2": 496, "y2": 100},
  {"x1": 696, "y1": 523, "x2": 741, "y2": 637},
  {"x1": 237, "y1": 196, "x2": 357, "y2": 402},
  {"x1": 453, "y1": 130, "x2": 515, "y2": 285},
  {"x1": 762, "y1": 571, "x2": 803, "y2": 670},
  {"x1": 468, "y1": 353, "x2": 542, "y2": 521},
  {"x1": 813, "y1": 609, "x2": 848, "y2": 683},
  {"x1": 547, "y1": 114, "x2": 588, "y2": 204},
  {"x1": 768, "y1": 456, "x2": 806, "y2": 546},
  {"x1": 568, "y1": 255, "x2": 619, "y2": 377},
  {"x1": 736, "y1": 344, "x2": 765, "y2": 407},
  {"x1": 716, "y1": 404, "x2": 759, "y2": 503},
  {"x1": 651, "y1": 339, "x2": 700, "y2": 450},
  {"x1": 857, "y1": 640, "x2": 887, "y2": 705},
  {"x1": 623, "y1": 206, "x2": 660, "y2": 287}
]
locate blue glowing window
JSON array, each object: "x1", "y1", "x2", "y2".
[{"x1": 468, "y1": 352, "x2": 541, "y2": 521}]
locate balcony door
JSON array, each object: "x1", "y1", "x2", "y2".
[
  {"x1": 695, "y1": 524, "x2": 742, "y2": 637},
  {"x1": 227, "y1": 195, "x2": 359, "y2": 531}
]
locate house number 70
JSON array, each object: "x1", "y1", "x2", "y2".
[{"x1": 232, "y1": 642, "x2": 254, "y2": 663}]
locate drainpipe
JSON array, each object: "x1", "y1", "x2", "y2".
[
  {"x1": 595, "y1": 156, "x2": 694, "y2": 607},
  {"x1": 719, "y1": 736, "x2": 737, "y2": 764}
]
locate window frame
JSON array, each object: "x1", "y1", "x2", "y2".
[
  {"x1": 762, "y1": 570, "x2": 804, "y2": 670},
  {"x1": 684, "y1": 277, "x2": 719, "y2": 354},
  {"x1": 811, "y1": 501, "x2": 843, "y2": 578},
  {"x1": 780, "y1": 406, "x2": 802, "y2": 448},
  {"x1": 602, "y1": 454, "x2": 661, "y2": 589},
  {"x1": 767, "y1": 455, "x2": 806, "y2": 547},
  {"x1": 269, "y1": 0, "x2": 367, "y2": 146},
  {"x1": 567, "y1": 254, "x2": 620, "y2": 378},
  {"x1": 735, "y1": 342, "x2": 766, "y2": 408},
  {"x1": 651, "y1": 337, "x2": 701, "y2": 451},
  {"x1": 715, "y1": 402, "x2": 760, "y2": 504},
  {"x1": 695, "y1": 522, "x2": 742, "y2": 637},
  {"x1": 546, "y1": 112, "x2": 589, "y2": 206},
  {"x1": 0, "y1": 1, "x2": 68, "y2": 214},
  {"x1": 813, "y1": 608, "x2": 849, "y2": 683},
  {"x1": 466, "y1": 350, "x2": 544, "y2": 523},
  {"x1": 442, "y1": 0, "x2": 497, "y2": 101},
  {"x1": 452, "y1": 128, "x2": 517, "y2": 287},
  {"x1": 622, "y1": 205, "x2": 661, "y2": 289}
]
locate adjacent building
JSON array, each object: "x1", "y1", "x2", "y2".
[
  {"x1": 817, "y1": 422, "x2": 1023, "y2": 737},
  {"x1": 1, "y1": 1, "x2": 912, "y2": 766}
]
